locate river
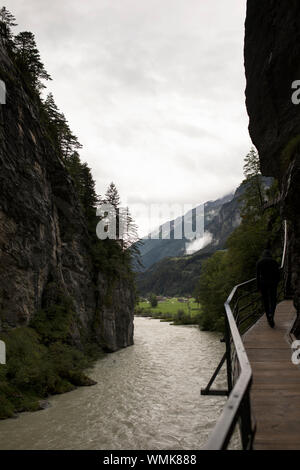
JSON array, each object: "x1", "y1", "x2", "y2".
[{"x1": 0, "y1": 317, "x2": 228, "y2": 450}]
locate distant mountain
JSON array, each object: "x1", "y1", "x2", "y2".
[
  {"x1": 138, "y1": 193, "x2": 234, "y2": 271},
  {"x1": 137, "y1": 177, "x2": 272, "y2": 297}
]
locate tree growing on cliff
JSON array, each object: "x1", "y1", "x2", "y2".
[
  {"x1": 104, "y1": 182, "x2": 121, "y2": 209},
  {"x1": 0, "y1": 7, "x2": 17, "y2": 45},
  {"x1": 242, "y1": 147, "x2": 265, "y2": 217},
  {"x1": 63, "y1": 151, "x2": 83, "y2": 193},
  {"x1": 43, "y1": 94, "x2": 100, "y2": 226},
  {"x1": 14, "y1": 31, "x2": 51, "y2": 90},
  {"x1": 121, "y1": 206, "x2": 143, "y2": 267},
  {"x1": 104, "y1": 182, "x2": 121, "y2": 240},
  {"x1": 103, "y1": 184, "x2": 141, "y2": 251},
  {"x1": 44, "y1": 93, "x2": 82, "y2": 159},
  {"x1": 80, "y1": 163, "x2": 100, "y2": 223},
  {"x1": 120, "y1": 207, "x2": 134, "y2": 247}
]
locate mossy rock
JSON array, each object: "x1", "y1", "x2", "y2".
[
  {"x1": 0, "y1": 393, "x2": 15, "y2": 419},
  {"x1": 281, "y1": 134, "x2": 300, "y2": 172},
  {"x1": 66, "y1": 371, "x2": 97, "y2": 387},
  {"x1": 53, "y1": 378, "x2": 75, "y2": 395}
]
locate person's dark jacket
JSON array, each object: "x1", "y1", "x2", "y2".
[{"x1": 256, "y1": 253, "x2": 280, "y2": 290}]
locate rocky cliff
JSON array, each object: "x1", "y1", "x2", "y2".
[
  {"x1": 0, "y1": 39, "x2": 134, "y2": 352},
  {"x1": 244, "y1": 0, "x2": 300, "y2": 333}
]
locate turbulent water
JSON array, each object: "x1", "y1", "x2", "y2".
[{"x1": 0, "y1": 317, "x2": 228, "y2": 450}]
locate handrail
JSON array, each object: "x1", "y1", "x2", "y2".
[
  {"x1": 281, "y1": 220, "x2": 288, "y2": 270},
  {"x1": 203, "y1": 278, "x2": 256, "y2": 449},
  {"x1": 202, "y1": 220, "x2": 288, "y2": 450}
]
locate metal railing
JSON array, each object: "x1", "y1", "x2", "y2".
[{"x1": 201, "y1": 220, "x2": 288, "y2": 450}]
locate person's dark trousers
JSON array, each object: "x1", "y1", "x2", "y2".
[{"x1": 260, "y1": 283, "x2": 278, "y2": 319}]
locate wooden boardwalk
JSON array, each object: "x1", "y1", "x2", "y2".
[{"x1": 243, "y1": 300, "x2": 300, "y2": 450}]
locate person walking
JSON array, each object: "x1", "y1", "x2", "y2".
[{"x1": 256, "y1": 249, "x2": 280, "y2": 328}]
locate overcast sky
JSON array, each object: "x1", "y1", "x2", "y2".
[{"x1": 5, "y1": 0, "x2": 251, "y2": 236}]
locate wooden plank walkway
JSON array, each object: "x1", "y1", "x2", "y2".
[{"x1": 243, "y1": 300, "x2": 300, "y2": 449}]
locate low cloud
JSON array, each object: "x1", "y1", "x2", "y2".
[{"x1": 185, "y1": 232, "x2": 213, "y2": 255}]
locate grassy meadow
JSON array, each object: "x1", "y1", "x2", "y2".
[{"x1": 135, "y1": 297, "x2": 202, "y2": 325}]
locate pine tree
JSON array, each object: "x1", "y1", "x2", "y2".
[
  {"x1": 43, "y1": 95, "x2": 99, "y2": 232},
  {"x1": 14, "y1": 31, "x2": 51, "y2": 90},
  {"x1": 104, "y1": 182, "x2": 121, "y2": 209},
  {"x1": 58, "y1": 112, "x2": 82, "y2": 159},
  {"x1": 80, "y1": 163, "x2": 99, "y2": 212},
  {"x1": 121, "y1": 207, "x2": 136, "y2": 248},
  {"x1": 104, "y1": 182, "x2": 121, "y2": 239},
  {"x1": 44, "y1": 93, "x2": 62, "y2": 123},
  {"x1": 121, "y1": 206, "x2": 143, "y2": 266},
  {"x1": 0, "y1": 7, "x2": 17, "y2": 44},
  {"x1": 63, "y1": 153, "x2": 99, "y2": 219},
  {"x1": 63, "y1": 151, "x2": 83, "y2": 195},
  {"x1": 43, "y1": 92, "x2": 65, "y2": 145},
  {"x1": 242, "y1": 147, "x2": 265, "y2": 218},
  {"x1": 44, "y1": 93, "x2": 82, "y2": 158},
  {"x1": 243, "y1": 147, "x2": 261, "y2": 179}
]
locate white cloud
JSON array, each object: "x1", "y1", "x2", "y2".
[
  {"x1": 6, "y1": 0, "x2": 252, "y2": 237},
  {"x1": 185, "y1": 232, "x2": 213, "y2": 255}
]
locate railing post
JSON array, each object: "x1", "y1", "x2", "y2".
[
  {"x1": 225, "y1": 314, "x2": 233, "y2": 393},
  {"x1": 239, "y1": 388, "x2": 253, "y2": 450}
]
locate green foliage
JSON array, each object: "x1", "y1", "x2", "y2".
[
  {"x1": 0, "y1": 285, "x2": 103, "y2": 419},
  {"x1": 194, "y1": 251, "x2": 230, "y2": 331},
  {"x1": 176, "y1": 309, "x2": 185, "y2": 322},
  {"x1": 194, "y1": 149, "x2": 281, "y2": 332},
  {"x1": 121, "y1": 206, "x2": 142, "y2": 262},
  {"x1": 79, "y1": 163, "x2": 99, "y2": 217},
  {"x1": 104, "y1": 182, "x2": 120, "y2": 209},
  {"x1": 137, "y1": 249, "x2": 208, "y2": 297},
  {"x1": 0, "y1": 10, "x2": 50, "y2": 92},
  {"x1": 0, "y1": 327, "x2": 59, "y2": 418},
  {"x1": 14, "y1": 31, "x2": 51, "y2": 91},
  {"x1": 2, "y1": 327, "x2": 48, "y2": 393},
  {"x1": 136, "y1": 298, "x2": 201, "y2": 325},
  {"x1": 241, "y1": 147, "x2": 264, "y2": 215},
  {"x1": 281, "y1": 134, "x2": 300, "y2": 172},
  {"x1": 243, "y1": 147, "x2": 261, "y2": 179},
  {"x1": 43, "y1": 93, "x2": 82, "y2": 159},
  {"x1": 30, "y1": 292, "x2": 75, "y2": 345},
  {"x1": 0, "y1": 317, "x2": 101, "y2": 419},
  {"x1": 149, "y1": 293, "x2": 158, "y2": 308},
  {"x1": 0, "y1": 6, "x2": 17, "y2": 46}
]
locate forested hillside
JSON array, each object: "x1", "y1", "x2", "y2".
[
  {"x1": 138, "y1": 193, "x2": 233, "y2": 271},
  {"x1": 194, "y1": 149, "x2": 281, "y2": 331},
  {"x1": 137, "y1": 168, "x2": 272, "y2": 298}
]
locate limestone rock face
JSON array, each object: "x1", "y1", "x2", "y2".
[
  {"x1": 244, "y1": 0, "x2": 300, "y2": 329},
  {"x1": 245, "y1": 0, "x2": 300, "y2": 178},
  {"x1": 96, "y1": 274, "x2": 134, "y2": 352},
  {"x1": 0, "y1": 40, "x2": 134, "y2": 351}
]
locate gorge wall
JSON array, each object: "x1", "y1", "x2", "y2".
[
  {"x1": 0, "y1": 39, "x2": 134, "y2": 352},
  {"x1": 244, "y1": 0, "x2": 300, "y2": 333}
]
